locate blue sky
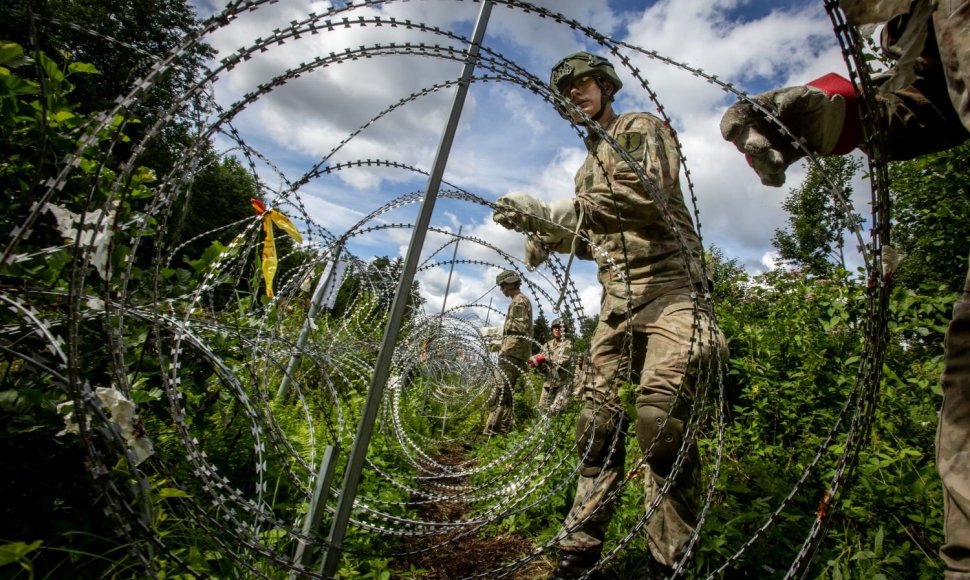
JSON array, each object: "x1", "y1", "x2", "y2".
[{"x1": 187, "y1": 0, "x2": 868, "y2": 323}]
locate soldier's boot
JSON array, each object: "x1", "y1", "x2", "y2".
[
  {"x1": 643, "y1": 558, "x2": 675, "y2": 579},
  {"x1": 550, "y1": 551, "x2": 600, "y2": 579}
]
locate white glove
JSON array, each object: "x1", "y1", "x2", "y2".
[
  {"x1": 719, "y1": 82, "x2": 848, "y2": 187},
  {"x1": 493, "y1": 192, "x2": 578, "y2": 236}
]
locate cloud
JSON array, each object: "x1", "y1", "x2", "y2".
[
  {"x1": 190, "y1": 0, "x2": 868, "y2": 316},
  {"x1": 761, "y1": 251, "x2": 780, "y2": 272}
]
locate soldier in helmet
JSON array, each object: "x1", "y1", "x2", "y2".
[
  {"x1": 483, "y1": 269, "x2": 533, "y2": 436},
  {"x1": 493, "y1": 51, "x2": 727, "y2": 578},
  {"x1": 529, "y1": 317, "x2": 574, "y2": 414}
]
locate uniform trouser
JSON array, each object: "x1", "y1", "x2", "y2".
[
  {"x1": 940, "y1": 260, "x2": 970, "y2": 578},
  {"x1": 558, "y1": 293, "x2": 726, "y2": 567},
  {"x1": 539, "y1": 376, "x2": 570, "y2": 413},
  {"x1": 484, "y1": 355, "x2": 525, "y2": 435}
]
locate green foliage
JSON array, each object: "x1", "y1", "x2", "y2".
[
  {"x1": 0, "y1": 40, "x2": 298, "y2": 578},
  {"x1": 533, "y1": 312, "x2": 550, "y2": 354},
  {"x1": 572, "y1": 314, "x2": 599, "y2": 355},
  {"x1": 0, "y1": 4, "x2": 963, "y2": 576},
  {"x1": 888, "y1": 141, "x2": 970, "y2": 294},
  {"x1": 772, "y1": 156, "x2": 865, "y2": 275},
  {"x1": 695, "y1": 263, "x2": 946, "y2": 577},
  {"x1": 0, "y1": 0, "x2": 214, "y2": 177},
  {"x1": 467, "y1": 408, "x2": 577, "y2": 542},
  {"x1": 0, "y1": 540, "x2": 41, "y2": 578},
  {"x1": 0, "y1": 43, "x2": 153, "y2": 578},
  {"x1": 168, "y1": 153, "x2": 261, "y2": 263}
]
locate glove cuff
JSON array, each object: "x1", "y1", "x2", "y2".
[
  {"x1": 807, "y1": 73, "x2": 861, "y2": 155},
  {"x1": 547, "y1": 198, "x2": 579, "y2": 233}
]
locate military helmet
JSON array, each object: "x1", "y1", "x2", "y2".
[
  {"x1": 496, "y1": 269, "x2": 521, "y2": 286},
  {"x1": 550, "y1": 51, "x2": 623, "y2": 96},
  {"x1": 550, "y1": 317, "x2": 563, "y2": 328}
]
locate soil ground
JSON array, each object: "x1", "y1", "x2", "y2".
[{"x1": 390, "y1": 443, "x2": 554, "y2": 579}]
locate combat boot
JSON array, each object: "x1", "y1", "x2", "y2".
[
  {"x1": 550, "y1": 550, "x2": 600, "y2": 579},
  {"x1": 642, "y1": 557, "x2": 675, "y2": 579}
]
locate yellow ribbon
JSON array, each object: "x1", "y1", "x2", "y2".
[{"x1": 251, "y1": 199, "x2": 303, "y2": 297}]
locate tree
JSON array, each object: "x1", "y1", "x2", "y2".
[
  {"x1": 169, "y1": 152, "x2": 261, "y2": 263},
  {"x1": 772, "y1": 156, "x2": 864, "y2": 275},
  {"x1": 0, "y1": 0, "x2": 213, "y2": 177},
  {"x1": 533, "y1": 312, "x2": 550, "y2": 354},
  {"x1": 708, "y1": 245, "x2": 749, "y2": 305},
  {"x1": 0, "y1": 0, "x2": 210, "y2": 115},
  {"x1": 332, "y1": 256, "x2": 425, "y2": 317},
  {"x1": 573, "y1": 314, "x2": 599, "y2": 355},
  {"x1": 888, "y1": 141, "x2": 970, "y2": 294}
]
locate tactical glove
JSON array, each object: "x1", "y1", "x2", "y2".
[
  {"x1": 478, "y1": 326, "x2": 502, "y2": 353},
  {"x1": 524, "y1": 235, "x2": 550, "y2": 269},
  {"x1": 493, "y1": 192, "x2": 578, "y2": 236},
  {"x1": 719, "y1": 73, "x2": 860, "y2": 187}
]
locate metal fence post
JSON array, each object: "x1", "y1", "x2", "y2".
[
  {"x1": 276, "y1": 245, "x2": 344, "y2": 401},
  {"x1": 319, "y1": 2, "x2": 494, "y2": 575}
]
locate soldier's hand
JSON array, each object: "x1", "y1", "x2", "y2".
[
  {"x1": 493, "y1": 193, "x2": 579, "y2": 237},
  {"x1": 524, "y1": 236, "x2": 550, "y2": 269},
  {"x1": 493, "y1": 191, "x2": 548, "y2": 233},
  {"x1": 719, "y1": 79, "x2": 851, "y2": 187}
]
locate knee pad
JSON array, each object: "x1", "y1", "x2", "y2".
[
  {"x1": 575, "y1": 405, "x2": 626, "y2": 477},
  {"x1": 635, "y1": 402, "x2": 685, "y2": 478}
]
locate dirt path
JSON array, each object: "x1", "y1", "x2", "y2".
[{"x1": 391, "y1": 443, "x2": 553, "y2": 579}]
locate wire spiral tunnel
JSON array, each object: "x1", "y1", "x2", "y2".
[{"x1": 0, "y1": 1, "x2": 892, "y2": 578}]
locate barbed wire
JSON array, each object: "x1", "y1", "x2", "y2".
[{"x1": 0, "y1": 0, "x2": 896, "y2": 578}]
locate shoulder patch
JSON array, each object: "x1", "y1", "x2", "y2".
[{"x1": 617, "y1": 132, "x2": 642, "y2": 153}]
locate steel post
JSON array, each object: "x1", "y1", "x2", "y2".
[{"x1": 319, "y1": 2, "x2": 493, "y2": 575}]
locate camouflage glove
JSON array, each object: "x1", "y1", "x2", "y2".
[
  {"x1": 478, "y1": 326, "x2": 502, "y2": 352},
  {"x1": 524, "y1": 235, "x2": 550, "y2": 269},
  {"x1": 719, "y1": 73, "x2": 859, "y2": 187},
  {"x1": 525, "y1": 217, "x2": 585, "y2": 269},
  {"x1": 493, "y1": 192, "x2": 578, "y2": 236}
]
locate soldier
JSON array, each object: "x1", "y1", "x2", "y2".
[
  {"x1": 572, "y1": 350, "x2": 592, "y2": 399},
  {"x1": 493, "y1": 52, "x2": 727, "y2": 578},
  {"x1": 719, "y1": 2, "x2": 969, "y2": 576},
  {"x1": 483, "y1": 269, "x2": 533, "y2": 437},
  {"x1": 529, "y1": 317, "x2": 574, "y2": 414}
]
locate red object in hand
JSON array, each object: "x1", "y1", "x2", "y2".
[
  {"x1": 529, "y1": 354, "x2": 547, "y2": 368},
  {"x1": 806, "y1": 73, "x2": 861, "y2": 155}
]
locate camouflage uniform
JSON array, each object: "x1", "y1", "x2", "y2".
[
  {"x1": 557, "y1": 111, "x2": 728, "y2": 567},
  {"x1": 843, "y1": 1, "x2": 970, "y2": 575},
  {"x1": 537, "y1": 334, "x2": 575, "y2": 413},
  {"x1": 484, "y1": 290, "x2": 532, "y2": 435},
  {"x1": 942, "y1": 263, "x2": 970, "y2": 578},
  {"x1": 572, "y1": 351, "x2": 593, "y2": 396}
]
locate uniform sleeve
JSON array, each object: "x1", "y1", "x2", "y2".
[
  {"x1": 503, "y1": 297, "x2": 532, "y2": 339},
  {"x1": 576, "y1": 114, "x2": 682, "y2": 234},
  {"x1": 552, "y1": 340, "x2": 573, "y2": 368},
  {"x1": 875, "y1": 16, "x2": 970, "y2": 159},
  {"x1": 560, "y1": 340, "x2": 574, "y2": 366}
]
